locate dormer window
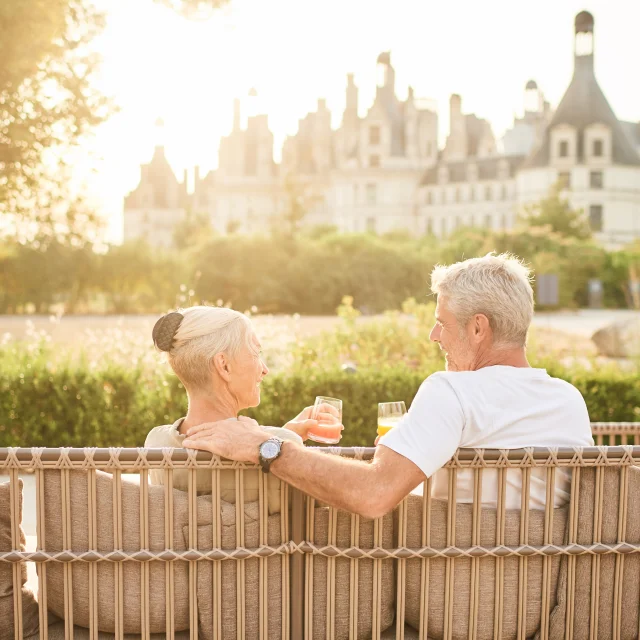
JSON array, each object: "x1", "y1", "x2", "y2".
[
  {"x1": 593, "y1": 139, "x2": 603, "y2": 157},
  {"x1": 559, "y1": 141, "x2": 569, "y2": 158}
]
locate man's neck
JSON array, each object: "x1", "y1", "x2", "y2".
[{"x1": 472, "y1": 347, "x2": 530, "y2": 370}]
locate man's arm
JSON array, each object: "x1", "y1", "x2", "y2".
[
  {"x1": 270, "y1": 442, "x2": 425, "y2": 519},
  {"x1": 182, "y1": 417, "x2": 425, "y2": 519}
]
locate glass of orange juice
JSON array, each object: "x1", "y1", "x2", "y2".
[
  {"x1": 308, "y1": 396, "x2": 343, "y2": 444},
  {"x1": 377, "y1": 402, "x2": 407, "y2": 437}
]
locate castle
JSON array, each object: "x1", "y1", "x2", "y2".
[{"x1": 124, "y1": 11, "x2": 640, "y2": 249}]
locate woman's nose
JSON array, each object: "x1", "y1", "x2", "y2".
[{"x1": 429, "y1": 324, "x2": 440, "y2": 342}]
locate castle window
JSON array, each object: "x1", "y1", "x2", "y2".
[
  {"x1": 593, "y1": 139, "x2": 603, "y2": 157},
  {"x1": 589, "y1": 205, "x2": 603, "y2": 232},
  {"x1": 559, "y1": 140, "x2": 569, "y2": 158},
  {"x1": 366, "y1": 183, "x2": 377, "y2": 205},
  {"x1": 484, "y1": 214, "x2": 492, "y2": 229},
  {"x1": 426, "y1": 217, "x2": 433, "y2": 235},
  {"x1": 485, "y1": 185, "x2": 492, "y2": 201},
  {"x1": 500, "y1": 184, "x2": 507, "y2": 200},
  {"x1": 440, "y1": 218, "x2": 447, "y2": 237},
  {"x1": 455, "y1": 188, "x2": 461, "y2": 203},
  {"x1": 369, "y1": 125, "x2": 381, "y2": 145},
  {"x1": 366, "y1": 217, "x2": 377, "y2": 233},
  {"x1": 558, "y1": 172, "x2": 571, "y2": 189},
  {"x1": 590, "y1": 171, "x2": 603, "y2": 189},
  {"x1": 369, "y1": 155, "x2": 380, "y2": 168},
  {"x1": 426, "y1": 190, "x2": 432, "y2": 205}
]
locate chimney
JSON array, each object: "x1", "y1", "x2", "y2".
[
  {"x1": 574, "y1": 11, "x2": 595, "y2": 73},
  {"x1": 233, "y1": 98, "x2": 241, "y2": 131}
]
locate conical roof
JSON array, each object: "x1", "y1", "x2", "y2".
[{"x1": 525, "y1": 15, "x2": 640, "y2": 168}]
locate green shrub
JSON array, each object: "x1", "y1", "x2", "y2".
[{"x1": 2, "y1": 356, "x2": 639, "y2": 448}]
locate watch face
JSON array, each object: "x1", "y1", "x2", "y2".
[{"x1": 261, "y1": 441, "x2": 280, "y2": 460}]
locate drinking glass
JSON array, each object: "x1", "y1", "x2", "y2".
[
  {"x1": 377, "y1": 401, "x2": 407, "y2": 437},
  {"x1": 308, "y1": 396, "x2": 343, "y2": 444}
]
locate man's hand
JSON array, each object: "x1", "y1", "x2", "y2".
[
  {"x1": 284, "y1": 403, "x2": 344, "y2": 441},
  {"x1": 182, "y1": 416, "x2": 270, "y2": 464}
]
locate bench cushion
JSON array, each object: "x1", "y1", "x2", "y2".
[
  {"x1": 310, "y1": 507, "x2": 395, "y2": 639},
  {"x1": 186, "y1": 497, "x2": 284, "y2": 639},
  {"x1": 43, "y1": 470, "x2": 190, "y2": 634},
  {"x1": 0, "y1": 479, "x2": 41, "y2": 640},
  {"x1": 403, "y1": 493, "x2": 568, "y2": 640},
  {"x1": 546, "y1": 466, "x2": 640, "y2": 640}
]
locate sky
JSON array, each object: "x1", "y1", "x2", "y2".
[{"x1": 74, "y1": 0, "x2": 640, "y2": 242}]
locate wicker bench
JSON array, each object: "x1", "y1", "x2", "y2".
[{"x1": 1, "y1": 422, "x2": 640, "y2": 640}]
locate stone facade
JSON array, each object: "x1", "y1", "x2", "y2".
[{"x1": 123, "y1": 12, "x2": 640, "y2": 249}]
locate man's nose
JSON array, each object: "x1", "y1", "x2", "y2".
[{"x1": 262, "y1": 360, "x2": 269, "y2": 376}]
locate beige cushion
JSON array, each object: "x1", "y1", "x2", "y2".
[
  {"x1": 380, "y1": 624, "x2": 421, "y2": 639},
  {"x1": 546, "y1": 466, "x2": 640, "y2": 640},
  {"x1": 0, "y1": 479, "x2": 41, "y2": 640},
  {"x1": 43, "y1": 470, "x2": 190, "y2": 634},
  {"x1": 403, "y1": 494, "x2": 568, "y2": 640},
  {"x1": 311, "y1": 507, "x2": 395, "y2": 639},
  {"x1": 26, "y1": 622, "x2": 191, "y2": 639},
  {"x1": 187, "y1": 498, "x2": 284, "y2": 639}
]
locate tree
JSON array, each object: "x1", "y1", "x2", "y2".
[
  {"x1": 0, "y1": 0, "x2": 112, "y2": 245},
  {"x1": 273, "y1": 173, "x2": 322, "y2": 236},
  {"x1": 173, "y1": 210, "x2": 214, "y2": 250},
  {"x1": 518, "y1": 184, "x2": 592, "y2": 240},
  {"x1": 157, "y1": 0, "x2": 228, "y2": 18}
]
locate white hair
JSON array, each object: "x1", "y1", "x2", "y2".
[
  {"x1": 430, "y1": 253, "x2": 534, "y2": 347},
  {"x1": 166, "y1": 306, "x2": 254, "y2": 391}
]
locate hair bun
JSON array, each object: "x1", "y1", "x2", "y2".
[{"x1": 152, "y1": 312, "x2": 184, "y2": 352}]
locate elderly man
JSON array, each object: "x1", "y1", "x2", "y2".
[{"x1": 183, "y1": 253, "x2": 593, "y2": 517}]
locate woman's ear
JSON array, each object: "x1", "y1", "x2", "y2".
[{"x1": 211, "y1": 353, "x2": 231, "y2": 381}]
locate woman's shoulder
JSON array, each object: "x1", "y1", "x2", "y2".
[{"x1": 145, "y1": 418, "x2": 185, "y2": 448}]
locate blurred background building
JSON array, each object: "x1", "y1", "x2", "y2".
[{"x1": 124, "y1": 11, "x2": 640, "y2": 249}]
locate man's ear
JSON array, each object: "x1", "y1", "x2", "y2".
[
  {"x1": 211, "y1": 353, "x2": 231, "y2": 381},
  {"x1": 472, "y1": 313, "x2": 492, "y2": 343}
]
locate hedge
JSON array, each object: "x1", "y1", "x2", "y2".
[{"x1": 1, "y1": 363, "x2": 639, "y2": 448}]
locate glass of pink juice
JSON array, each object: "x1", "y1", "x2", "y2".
[{"x1": 308, "y1": 396, "x2": 343, "y2": 444}]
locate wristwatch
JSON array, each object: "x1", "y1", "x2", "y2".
[{"x1": 258, "y1": 437, "x2": 284, "y2": 473}]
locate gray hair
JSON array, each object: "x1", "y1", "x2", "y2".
[
  {"x1": 430, "y1": 253, "x2": 534, "y2": 347},
  {"x1": 165, "y1": 306, "x2": 255, "y2": 391}
]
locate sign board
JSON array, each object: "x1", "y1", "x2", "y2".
[
  {"x1": 537, "y1": 274, "x2": 559, "y2": 306},
  {"x1": 588, "y1": 279, "x2": 603, "y2": 308}
]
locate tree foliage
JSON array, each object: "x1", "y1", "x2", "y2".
[
  {"x1": 518, "y1": 184, "x2": 592, "y2": 240},
  {"x1": 0, "y1": 0, "x2": 111, "y2": 244}
]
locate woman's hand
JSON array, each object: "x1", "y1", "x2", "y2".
[{"x1": 284, "y1": 404, "x2": 344, "y2": 441}]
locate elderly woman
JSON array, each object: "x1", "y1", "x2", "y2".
[{"x1": 145, "y1": 305, "x2": 339, "y2": 513}]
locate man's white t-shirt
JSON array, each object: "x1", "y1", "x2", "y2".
[{"x1": 380, "y1": 366, "x2": 593, "y2": 509}]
